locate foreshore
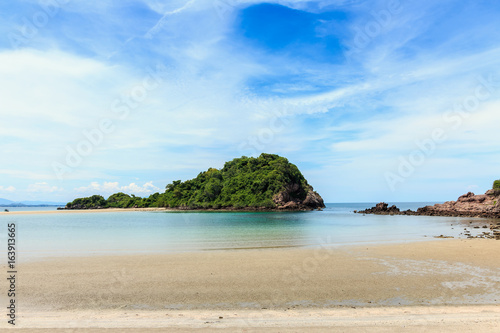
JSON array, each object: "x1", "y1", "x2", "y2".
[{"x1": 1, "y1": 239, "x2": 499, "y2": 331}]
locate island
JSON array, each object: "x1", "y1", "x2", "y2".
[{"x1": 62, "y1": 154, "x2": 325, "y2": 211}]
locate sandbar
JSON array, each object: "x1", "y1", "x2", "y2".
[{"x1": 0, "y1": 208, "x2": 169, "y2": 215}]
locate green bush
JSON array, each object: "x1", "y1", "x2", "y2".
[
  {"x1": 66, "y1": 195, "x2": 106, "y2": 208},
  {"x1": 494, "y1": 180, "x2": 500, "y2": 190},
  {"x1": 106, "y1": 192, "x2": 131, "y2": 208}
]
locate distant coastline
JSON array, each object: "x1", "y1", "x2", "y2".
[
  {"x1": 0, "y1": 204, "x2": 63, "y2": 208},
  {"x1": 0, "y1": 208, "x2": 164, "y2": 215}
]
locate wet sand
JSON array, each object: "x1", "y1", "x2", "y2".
[{"x1": 1, "y1": 239, "x2": 499, "y2": 331}]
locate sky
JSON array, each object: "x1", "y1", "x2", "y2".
[{"x1": 1, "y1": 0, "x2": 500, "y2": 203}]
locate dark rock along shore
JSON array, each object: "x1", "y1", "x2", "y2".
[{"x1": 355, "y1": 189, "x2": 500, "y2": 240}]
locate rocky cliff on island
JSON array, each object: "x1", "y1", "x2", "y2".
[
  {"x1": 63, "y1": 154, "x2": 325, "y2": 211},
  {"x1": 272, "y1": 183, "x2": 325, "y2": 210}
]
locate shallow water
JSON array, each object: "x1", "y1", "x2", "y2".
[{"x1": 0, "y1": 203, "x2": 495, "y2": 260}]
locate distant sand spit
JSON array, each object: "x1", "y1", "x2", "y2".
[
  {"x1": 0, "y1": 208, "x2": 169, "y2": 215},
  {"x1": 1, "y1": 239, "x2": 499, "y2": 331}
]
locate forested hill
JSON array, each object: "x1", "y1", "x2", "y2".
[{"x1": 64, "y1": 154, "x2": 325, "y2": 211}]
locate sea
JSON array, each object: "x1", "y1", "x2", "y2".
[{"x1": 0, "y1": 203, "x2": 494, "y2": 261}]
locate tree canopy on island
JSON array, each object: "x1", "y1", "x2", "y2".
[
  {"x1": 494, "y1": 180, "x2": 500, "y2": 190},
  {"x1": 65, "y1": 154, "x2": 324, "y2": 210}
]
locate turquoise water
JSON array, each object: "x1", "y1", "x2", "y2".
[{"x1": 0, "y1": 203, "x2": 494, "y2": 261}]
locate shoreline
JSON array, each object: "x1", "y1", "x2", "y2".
[
  {"x1": 2, "y1": 239, "x2": 499, "y2": 330},
  {"x1": 0, "y1": 206, "x2": 324, "y2": 215},
  {"x1": 3, "y1": 205, "x2": 500, "y2": 218}
]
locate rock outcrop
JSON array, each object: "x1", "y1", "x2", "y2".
[
  {"x1": 272, "y1": 184, "x2": 325, "y2": 210},
  {"x1": 358, "y1": 189, "x2": 500, "y2": 219},
  {"x1": 357, "y1": 190, "x2": 500, "y2": 239},
  {"x1": 414, "y1": 190, "x2": 500, "y2": 218},
  {"x1": 356, "y1": 202, "x2": 401, "y2": 215}
]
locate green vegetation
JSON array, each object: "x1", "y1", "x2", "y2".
[
  {"x1": 494, "y1": 180, "x2": 500, "y2": 190},
  {"x1": 65, "y1": 154, "x2": 323, "y2": 210},
  {"x1": 106, "y1": 192, "x2": 145, "y2": 208},
  {"x1": 67, "y1": 195, "x2": 106, "y2": 209}
]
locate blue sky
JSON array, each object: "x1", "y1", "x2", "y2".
[{"x1": 1, "y1": 0, "x2": 500, "y2": 203}]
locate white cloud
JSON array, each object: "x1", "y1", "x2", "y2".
[
  {"x1": 75, "y1": 181, "x2": 161, "y2": 196},
  {"x1": 0, "y1": 49, "x2": 123, "y2": 125},
  {"x1": 0, "y1": 186, "x2": 16, "y2": 193},
  {"x1": 2, "y1": 0, "x2": 500, "y2": 203}
]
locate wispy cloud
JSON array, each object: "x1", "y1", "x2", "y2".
[{"x1": 144, "y1": 0, "x2": 197, "y2": 39}]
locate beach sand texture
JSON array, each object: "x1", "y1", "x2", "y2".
[{"x1": 1, "y1": 239, "x2": 499, "y2": 331}]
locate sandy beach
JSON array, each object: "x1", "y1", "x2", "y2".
[
  {"x1": 0, "y1": 208, "x2": 169, "y2": 215},
  {"x1": 1, "y1": 239, "x2": 499, "y2": 331}
]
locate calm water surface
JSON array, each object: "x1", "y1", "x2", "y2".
[{"x1": 0, "y1": 203, "x2": 494, "y2": 260}]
